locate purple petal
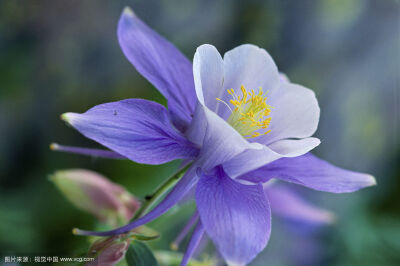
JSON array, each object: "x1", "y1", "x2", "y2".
[
  {"x1": 266, "y1": 185, "x2": 335, "y2": 224},
  {"x1": 180, "y1": 222, "x2": 205, "y2": 266},
  {"x1": 171, "y1": 211, "x2": 199, "y2": 251},
  {"x1": 241, "y1": 153, "x2": 376, "y2": 193},
  {"x1": 185, "y1": 103, "x2": 208, "y2": 146},
  {"x1": 50, "y1": 143, "x2": 126, "y2": 159},
  {"x1": 118, "y1": 8, "x2": 196, "y2": 130},
  {"x1": 62, "y1": 99, "x2": 198, "y2": 165},
  {"x1": 74, "y1": 166, "x2": 199, "y2": 237},
  {"x1": 195, "y1": 167, "x2": 271, "y2": 265}
]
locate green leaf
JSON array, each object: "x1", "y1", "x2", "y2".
[{"x1": 126, "y1": 241, "x2": 158, "y2": 266}]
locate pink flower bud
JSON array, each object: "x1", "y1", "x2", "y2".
[
  {"x1": 50, "y1": 169, "x2": 140, "y2": 225},
  {"x1": 87, "y1": 236, "x2": 130, "y2": 266}
]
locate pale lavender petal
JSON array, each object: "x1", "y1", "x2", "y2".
[
  {"x1": 184, "y1": 103, "x2": 207, "y2": 146},
  {"x1": 218, "y1": 44, "x2": 281, "y2": 120},
  {"x1": 180, "y1": 222, "x2": 205, "y2": 266},
  {"x1": 256, "y1": 83, "x2": 320, "y2": 145},
  {"x1": 74, "y1": 166, "x2": 199, "y2": 237},
  {"x1": 50, "y1": 143, "x2": 126, "y2": 159},
  {"x1": 62, "y1": 99, "x2": 198, "y2": 165},
  {"x1": 187, "y1": 103, "x2": 256, "y2": 169},
  {"x1": 223, "y1": 138, "x2": 320, "y2": 178},
  {"x1": 223, "y1": 144, "x2": 280, "y2": 178},
  {"x1": 241, "y1": 153, "x2": 376, "y2": 193},
  {"x1": 198, "y1": 107, "x2": 252, "y2": 169},
  {"x1": 266, "y1": 185, "x2": 335, "y2": 224},
  {"x1": 118, "y1": 8, "x2": 196, "y2": 130},
  {"x1": 268, "y1": 137, "x2": 320, "y2": 156},
  {"x1": 192, "y1": 44, "x2": 224, "y2": 112},
  {"x1": 196, "y1": 167, "x2": 271, "y2": 265},
  {"x1": 279, "y1": 72, "x2": 290, "y2": 83}
]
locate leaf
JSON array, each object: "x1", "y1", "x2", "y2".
[{"x1": 126, "y1": 241, "x2": 158, "y2": 266}]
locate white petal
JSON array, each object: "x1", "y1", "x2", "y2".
[
  {"x1": 268, "y1": 137, "x2": 320, "y2": 156},
  {"x1": 186, "y1": 102, "x2": 256, "y2": 170},
  {"x1": 223, "y1": 137, "x2": 320, "y2": 178},
  {"x1": 279, "y1": 72, "x2": 290, "y2": 83},
  {"x1": 192, "y1": 44, "x2": 224, "y2": 112},
  {"x1": 257, "y1": 83, "x2": 320, "y2": 144},
  {"x1": 223, "y1": 145, "x2": 280, "y2": 179},
  {"x1": 217, "y1": 44, "x2": 281, "y2": 119}
]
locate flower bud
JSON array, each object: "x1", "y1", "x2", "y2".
[
  {"x1": 87, "y1": 236, "x2": 130, "y2": 266},
  {"x1": 50, "y1": 169, "x2": 140, "y2": 226}
]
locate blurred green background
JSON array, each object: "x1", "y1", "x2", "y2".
[{"x1": 0, "y1": 0, "x2": 399, "y2": 265}]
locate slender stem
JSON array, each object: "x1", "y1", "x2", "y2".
[
  {"x1": 130, "y1": 164, "x2": 191, "y2": 222},
  {"x1": 71, "y1": 164, "x2": 192, "y2": 238}
]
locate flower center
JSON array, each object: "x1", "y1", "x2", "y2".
[{"x1": 217, "y1": 85, "x2": 272, "y2": 138}]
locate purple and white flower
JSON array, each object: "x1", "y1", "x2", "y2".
[{"x1": 56, "y1": 7, "x2": 376, "y2": 266}]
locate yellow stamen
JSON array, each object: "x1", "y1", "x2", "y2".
[{"x1": 217, "y1": 85, "x2": 272, "y2": 139}]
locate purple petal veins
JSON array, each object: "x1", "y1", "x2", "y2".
[
  {"x1": 241, "y1": 153, "x2": 376, "y2": 193},
  {"x1": 62, "y1": 99, "x2": 199, "y2": 165},
  {"x1": 195, "y1": 166, "x2": 271, "y2": 265},
  {"x1": 118, "y1": 8, "x2": 196, "y2": 131}
]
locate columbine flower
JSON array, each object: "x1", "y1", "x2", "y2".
[
  {"x1": 56, "y1": 7, "x2": 376, "y2": 266},
  {"x1": 50, "y1": 169, "x2": 140, "y2": 226}
]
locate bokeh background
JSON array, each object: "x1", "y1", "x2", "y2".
[{"x1": 1, "y1": 0, "x2": 399, "y2": 265}]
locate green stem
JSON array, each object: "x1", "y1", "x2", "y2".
[{"x1": 130, "y1": 164, "x2": 191, "y2": 222}]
